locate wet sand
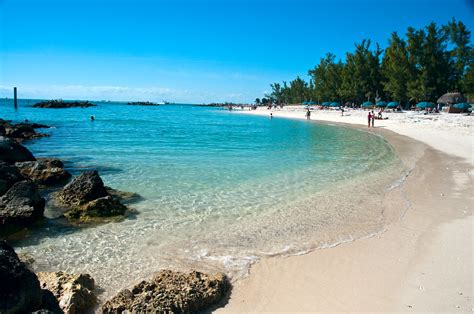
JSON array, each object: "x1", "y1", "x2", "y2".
[{"x1": 216, "y1": 108, "x2": 473, "y2": 312}]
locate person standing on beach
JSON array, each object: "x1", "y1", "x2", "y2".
[
  {"x1": 341, "y1": 107, "x2": 344, "y2": 116},
  {"x1": 371, "y1": 110, "x2": 375, "y2": 127},
  {"x1": 367, "y1": 111, "x2": 372, "y2": 127},
  {"x1": 306, "y1": 109, "x2": 311, "y2": 120}
]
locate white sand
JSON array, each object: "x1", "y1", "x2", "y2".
[{"x1": 215, "y1": 106, "x2": 473, "y2": 312}]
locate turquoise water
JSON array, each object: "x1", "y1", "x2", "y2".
[{"x1": 1, "y1": 99, "x2": 403, "y2": 298}]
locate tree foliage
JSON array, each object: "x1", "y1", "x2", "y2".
[{"x1": 266, "y1": 20, "x2": 472, "y2": 105}]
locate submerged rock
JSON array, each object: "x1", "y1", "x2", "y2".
[
  {"x1": 105, "y1": 186, "x2": 141, "y2": 203},
  {"x1": 0, "y1": 181, "x2": 45, "y2": 232},
  {"x1": 37, "y1": 271, "x2": 97, "y2": 314},
  {"x1": 33, "y1": 100, "x2": 96, "y2": 109},
  {"x1": 0, "y1": 120, "x2": 50, "y2": 142},
  {"x1": 0, "y1": 161, "x2": 24, "y2": 195},
  {"x1": 16, "y1": 158, "x2": 71, "y2": 186},
  {"x1": 65, "y1": 196, "x2": 128, "y2": 222},
  {"x1": 102, "y1": 270, "x2": 229, "y2": 313},
  {"x1": 0, "y1": 241, "x2": 61, "y2": 313},
  {"x1": 56, "y1": 171, "x2": 129, "y2": 222},
  {"x1": 0, "y1": 136, "x2": 36, "y2": 164}
]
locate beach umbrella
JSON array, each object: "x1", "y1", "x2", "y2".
[
  {"x1": 361, "y1": 101, "x2": 374, "y2": 108},
  {"x1": 321, "y1": 102, "x2": 331, "y2": 107},
  {"x1": 416, "y1": 102, "x2": 435, "y2": 109},
  {"x1": 453, "y1": 103, "x2": 472, "y2": 110},
  {"x1": 308, "y1": 101, "x2": 317, "y2": 105},
  {"x1": 375, "y1": 101, "x2": 387, "y2": 107},
  {"x1": 386, "y1": 101, "x2": 399, "y2": 108},
  {"x1": 302, "y1": 101, "x2": 308, "y2": 105},
  {"x1": 329, "y1": 102, "x2": 340, "y2": 107},
  {"x1": 437, "y1": 92, "x2": 466, "y2": 105}
]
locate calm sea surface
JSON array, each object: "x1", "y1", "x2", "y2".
[{"x1": 1, "y1": 99, "x2": 404, "y2": 298}]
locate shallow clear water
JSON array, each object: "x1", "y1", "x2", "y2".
[{"x1": 1, "y1": 99, "x2": 404, "y2": 299}]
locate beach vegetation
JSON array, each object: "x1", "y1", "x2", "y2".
[{"x1": 267, "y1": 19, "x2": 472, "y2": 106}]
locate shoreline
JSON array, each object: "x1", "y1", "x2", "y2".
[{"x1": 216, "y1": 107, "x2": 473, "y2": 311}]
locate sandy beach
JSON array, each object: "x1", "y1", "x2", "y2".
[{"x1": 216, "y1": 107, "x2": 473, "y2": 312}]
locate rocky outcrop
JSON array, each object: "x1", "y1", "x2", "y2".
[
  {"x1": 0, "y1": 241, "x2": 61, "y2": 313},
  {"x1": 0, "y1": 161, "x2": 24, "y2": 195},
  {"x1": 126, "y1": 101, "x2": 160, "y2": 106},
  {"x1": 0, "y1": 181, "x2": 45, "y2": 232},
  {"x1": 56, "y1": 171, "x2": 107, "y2": 206},
  {"x1": 102, "y1": 270, "x2": 229, "y2": 313},
  {"x1": 33, "y1": 100, "x2": 96, "y2": 109},
  {"x1": 0, "y1": 120, "x2": 50, "y2": 142},
  {"x1": 37, "y1": 271, "x2": 97, "y2": 314},
  {"x1": 16, "y1": 158, "x2": 71, "y2": 185},
  {"x1": 56, "y1": 171, "x2": 128, "y2": 222},
  {"x1": 0, "y1": 136, "x2": 36, "y2": 164}
]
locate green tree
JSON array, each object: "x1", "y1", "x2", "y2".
[
  {"x1": 308, "y1": 53, "x2": 343, "y2": 102},
  {"x1": 340, "y1": 40, "x2": 383, "y2": 104},
  {"x1": 406, "y1": 27, "x2": 426, "y2": 102},
  {"x1": 381, "y1": 32, "x2": 410, "y2": 104},
  {"x1": 444, "y1": 19, "x2": 473, "y2": 92}
]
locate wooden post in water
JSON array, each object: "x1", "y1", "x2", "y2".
[{"x1": 13, "y1": 87, "x2": 18, "y2": 109}]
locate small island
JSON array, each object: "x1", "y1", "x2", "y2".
[
  {"x1": 126, "y1": 101, "x2": 160, "y2": 106},
  {"x1": 33, "y1": 100, "x2": 97, "y2": 108}
]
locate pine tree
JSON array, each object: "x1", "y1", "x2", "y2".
[{"x1": 381, "y1": 32, "x2": 410, "y2": 104}]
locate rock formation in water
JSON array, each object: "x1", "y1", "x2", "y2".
[
  {"x1": 0, "y1": 137, "x2": 36, "y2": 164},
  {"x1": 37, "y1": 271, "x2": 97, "y2": 314},
  {"x1": 0, "y1": 161, "x2": 24, "y2": 195},
  {"x1": 102, "y1": 270, "x2": 229, "y2": 313},
  {"x1": 56, "y1": 170, "x2": 129, "y2": 222},
  {"x1": 0, "y1": 180, "x2": 45, "y2": 235},
  {"x1": 126, "y1": 101, "x2": 160, "y2": 106},
  {"x1": 0, "y1": 241, "x2": 62, "y2": 313},
  {"x1": 16, "y1": 158, "x2": 71, "y2": 186},
  {"x1": 33, "y1": 100, "x2": 96, "y2": 109},
  {"x1": 0, "y1": 119, "x2": 50, "y2": 142}
]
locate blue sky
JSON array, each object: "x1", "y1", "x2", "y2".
[{"x1": 0, "y1": 0, "x2": 473, "y2": 103}]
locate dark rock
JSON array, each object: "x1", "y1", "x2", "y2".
[
  {"x1": 105, "y1": 186, "x2": 141, "y2": 203},
  {"x1": 56, "y1": 171, "x2": 130, "y2": 222},
  {"x1": 0, "y1": 181, "x2": 45, "y2": 230},
  {"x1": 16, "y1": 158, "x2": 71, "y2": 185},
  {"x1": 0, "y1": 125, "x2": 5, "y2": 136},
  {"x1": 126, "y1": 101, "x2": 160, "y2": 106},
  {"x1": 57, "y1": 171, "x2": 108, "y2": 207},
  {"x1": 65, "y1": 196, "x2": 127, "y2": 222},
  {"x1": 0, "y1": 240, "x2": 43, "y2": 313},
  {"x1": 0, "y1": 241, "x2": 62, "y2": 313},
  {"x1": 0, "y1": 136, "x2": 36, "y2": 164},
  {"x1": 101, "y1": 270, "x2": 230, "y2": 313},
  {"x1": 23, "y1": 122, "x2": 51, "y2": 129},
  {"x1": 0, "y1": 161, "x2": 24, "y2": 195},
  {"x1": 2, "y1": 121, "x2": 49, "y2": 142},
  {"x1": 37, "y1": 271, "x2": 97, "y2": 314},
  {"x1": 33, "y1": 100, "x2": 96, "y2": 109},
  {"x1": 39, "y1": 289, "x2": 63, "y2": 314}
]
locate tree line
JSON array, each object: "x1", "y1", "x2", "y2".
[{"x1": 265, "y1": 19, "x2": 473, "y2": 107}]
